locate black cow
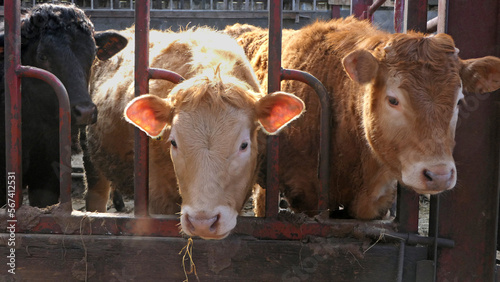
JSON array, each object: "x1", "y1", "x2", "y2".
[{"x1": 0, "y1": 4, "x2": 127, "y2": 208}]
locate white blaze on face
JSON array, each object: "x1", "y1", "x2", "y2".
[{"x1": 170, "y1": 106, "x2": 256, "y2": 240}]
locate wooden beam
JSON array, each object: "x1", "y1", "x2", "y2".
[{"x1": 0, "y1": 233, "x2": 427, "y2": 281}]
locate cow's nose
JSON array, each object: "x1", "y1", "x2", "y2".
[
  {"x1": 185, "y1": 213, "x2": 220, "y2": 237},
  {"x1": 422, "y1": 165, "x2": 455, "y2": 191},
  {"x1": 72, "y1": 103, "x2": 97, "y2": 125}
]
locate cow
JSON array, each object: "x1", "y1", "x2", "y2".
[
  {"x1": 0, "y1": 4, "x2": 127, "y2": 208},
  {"x1": 225, "y1": 17, "x2": 500, "y2": 220},
  {"x1": 84, "y1": 27, "x2": 304, "y2": 239}
]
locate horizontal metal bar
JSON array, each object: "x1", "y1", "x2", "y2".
[
  {"x1": 360, "y1": 226, "x2": 455, "y2": 248},
  {"x1": 4, "y1": 211, "x2": 396, "y2": 240},
  {"x1": 148, "y1": 68, "x2": 185, "y2": 83}
]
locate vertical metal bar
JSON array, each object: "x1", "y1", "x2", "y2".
[
  {"x1": 437, "y1": 1, "x2": 499, "y2": 280},
  {"x1": 396, "y1": 239, "x2": 405, "y2": 282},
  {"x1": 495, "y1": 102, "x2": 500, "y2": 280},
  {"x1": 331, "y1": 5, "x2": 340, "y2": 18},
  {"x1": 134, "y1": 0, "x2": 151, "y2": 217},
  {"x1": 265, "y1": 0, "x2": 282, "y2": 218},
  {"x1": 405, "y1": 0, "x2": 428, "y2": 31},
  {"x1": 396, "y1": 185, "x2": 419, "y2": 233},
  {"x1": 5, "y1": 0, "x2": 22, "y2": 210},
  {"x1": 428, "y1": 194, "x2": 440, "y2": 282},
  {"x1": 395, "y1": 0, "x2": 428, "y2": 234},
  {"x1": 393, "y1": 0, "x2": 404, "y2": 32},
  {"x1": 436, "y1": 0, "x2": 447, "y2": 33}
]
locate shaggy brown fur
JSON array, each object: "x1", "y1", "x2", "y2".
[{"x1": 226, "y1": 17, "x2": 500, "y2": 219}]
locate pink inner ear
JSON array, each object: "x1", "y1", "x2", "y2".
[
  {"x1": 125, "y1": 99, "x2": 165, "y2": 137},
  {"x1": 260, "y1": 96, "x2": 304, "y2": 134}
]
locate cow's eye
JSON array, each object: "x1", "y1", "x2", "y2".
[
  {"x1": 457, "y1": 99, "x2": 463, "y2": 106},
  {"x1": 170, "y1": 139, "x2": 177, "y2": 148},
  {"x1": 388, "y1": 96, "x2": 399, "y2": 106},
  {"x1": 240, "y1": 142, "x2": 248, "y2": 151}
]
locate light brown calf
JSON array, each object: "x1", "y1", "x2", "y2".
[
  {"x1": 84, "y1": 27, "x2": 304, "y2": 239},
  {"x1": 227, "y1": 17, "x2": 500, "y2": 219}
]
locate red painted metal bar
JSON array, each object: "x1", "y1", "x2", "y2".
[
  {"x1": 331, "y1": 5, "x2": 341, "y2": 18},
  {"x1": 280, "y1": 69, "x2": 330, "y2": 211},
  {"x1": 134, "y1": 0, "x2": 151, "y2": 217},
  {"x1": 406, "y1": 0, "x2": 428, "y2": 32},
  {"x1": 351, "y1": 0, "x2": 374, "y2": 21},
  {"x1": 265, "y1": 0, "x2": 283, "y2": 218},
  {"x1": 4, "y1": 0, "x2": 22, "y2": 211},
  {"x1": 16, "y1": 66, "x2": 72, "y2": 209},
  {"x1": 393, "y1": 0, "x2": 405, "y2": 33},
  {"x1": 437, "y1": 1, "x2": 500, "y2": 280},
  {"x1": 148, "y1": 68, "x2": 185, "y2": 84},
  {"x1": 367, "y1": 0, "x2": 386, "y2": 19},
  {"x1": 12, "y1": 213, "x2": 455, "y2": 246}
]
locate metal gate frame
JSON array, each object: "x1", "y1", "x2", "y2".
[{"x1": 1, "y1": 0, "x2": 499, "y2": 281}]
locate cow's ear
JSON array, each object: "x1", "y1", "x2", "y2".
[
  {"x1": 342, "y1": 50, "x2": 379, "y2": 84},
  {"x1": 460, "y1": 56, "x2": 500, "y2": 94},
  {"x1": 124, "y1": 94, "x2": 173, "y2": 139},
  {"x1": 94, "y1": 30, "x2": 128, "y2": 61},
  {"x1": 256, "y1": 91, "x2": 305, "y2": 135}
]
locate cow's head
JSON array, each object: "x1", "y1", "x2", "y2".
[
  {"x1": 124, "y1": 73, "x2": 304, "y2": 239},
  {"x1": 343, "y1": 32, "x2": 500, "y2": 195},
  {"x1": 0, "y1": 4, "x2": 127, "y2": 127}
]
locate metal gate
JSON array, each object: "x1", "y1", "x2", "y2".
[{"x1": 1, "y1": 0, "x2": 499, "y2": 281}]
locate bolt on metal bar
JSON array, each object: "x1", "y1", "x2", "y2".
[
  {"x1": 134, "y1": 0, "x2": 152, "y2": 217},
  {"x1": 280, "y1": 68, "x2": 331, "y2": 212},
  {"x1": 17, "y1": 66, "x2": 72, "y2": 209}
]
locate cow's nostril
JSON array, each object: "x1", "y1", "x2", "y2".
[
  {"x1": 72, "y1": 103, "x2": 97, "y2": 125},
  {"x1": 187, "y1": 214, "x2": 219, "y2": 234},
  {"x1": 209, "y1": 214, "x2": 220, "y2": 232},
  {"x1": 185, "y1": 215, "x2": 196, "y2": 233},
  {"x1": 423, "y1": 169, "x2": 433, "y2": 181}
]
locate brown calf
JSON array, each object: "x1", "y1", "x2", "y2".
[{"x1": 227, "y1": 17, "x2": 500, "y2": 219}]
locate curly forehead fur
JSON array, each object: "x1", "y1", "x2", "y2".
[
  {"x1": 21, "y1": 3, "x2": 94, "y2": 39},
  {"x1": 168, "y1": 68, "x2": 262, "y2": 113}
]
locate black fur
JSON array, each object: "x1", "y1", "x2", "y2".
[{"x1": 0, "y1": 4, "x2": 127, "y2": 208}]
